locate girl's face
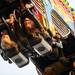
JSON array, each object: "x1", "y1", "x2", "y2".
[
  {"x1": 9, "y1": 14, "x2": 15, "y2": 24},
  {"x1": 6, "y1": 14, "x2": 15, "y2": 25},
  {"x1": 24, "y1": 18, "x2": 34, "y2": 29},
  {"x1": 2, "y1": 34, "x2": 11, "y2": 43}
]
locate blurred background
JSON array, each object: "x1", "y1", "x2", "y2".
[{"x1": 0, "y1": 0, "x2": 75, "y2": 75}]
